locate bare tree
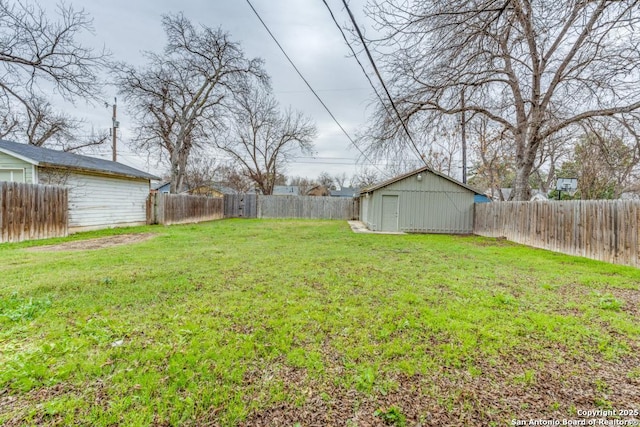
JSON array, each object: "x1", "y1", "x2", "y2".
[
  {"x1": 317, "y1": 172, "x2": 334, "y2": 189},
  {"x1": 361, "y1": 110, "x2": 461, "y2": 177},
  {"x1": 333, "y1": 172, "x2": 349, "y2": 189},
  {"x1": 351, "y1": 167, "x2": 380, "y2": 189},
  {"x1": 21, "y1": 97, "x2": 80, "y2": 147},
  {"x1": 115, "y1": 13, "x2": 266, "y2": 193},
  {"x1": 559, "y1": 122, "x2": 640, "y2": 199},
  {"x1": 217, "y1": 165, "x2": 254, "y2": 193},
  {"x1": 218, "y1": 85, "x2": 316, "y2": 195},
  {"x1": 1, "y1": 94, "x2": 109, "y2": 151},
  {"x1": 0, "y1": 0, "x2": 107, "y2": 147},
  {"x1": 366, "y1": 0, "x2": 640, "y2": 200},
  {"x1": 0, "y1": 102, "x2": 20, "y2": 140},
  {"x1": 528, "y1": 131, "x2": 573, "y2": 194},
  {"x1": 468, "y1": 117, "x2": 516, "y2": 200},
  {"x1": 182, "y1": 155, "x2": 220, "y2": 191},
  {"x1": 289, "y1": 176, "x2": 316, "y2": 195}
]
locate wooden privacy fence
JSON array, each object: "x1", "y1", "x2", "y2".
[
  {"x1": 148, "y1": 193, "x2": 224, "y2": 226},
  {"x1": 258, "y1": 195, "x2": 359, "y2": 220},
  {"x1": 474, "y1": 200, "x2": 640, "y2": 267},
  {"x1": 223, "y1": 194, "x2": 258, "y2": 218},
  {"x1": 0, "y1": 182, "x2": 68, "y2": 243},
  {"x1": 148, "y1": 193, "x2": 358, "y2": 225}
]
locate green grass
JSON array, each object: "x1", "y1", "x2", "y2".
[{"x1": 1, "y1": 219, "x2": 639, "y2": 425}]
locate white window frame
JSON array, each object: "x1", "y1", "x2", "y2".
[{"x1": 0, "y1": 168, "x2": 26, "y2": 182}]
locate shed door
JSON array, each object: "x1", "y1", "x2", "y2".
[{"x1": 381, "y1": 195, "x2": 399, "y2": 232}]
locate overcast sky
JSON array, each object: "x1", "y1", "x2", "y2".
[{"x1": 38, "y1": 0, "x2": 383, "y2": 182}]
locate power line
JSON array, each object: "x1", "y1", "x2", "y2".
[
  {"x1": 243, "y1": 0, "x2": 390, "y2": 177},
  {"x1": 319, "y1": 0, "x2": 393, "y2": 120},
  {"x1": 338, "y1": 0, "x2": 427, "y2": 165}
]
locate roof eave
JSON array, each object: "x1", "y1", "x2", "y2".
[
  {"x1": 0, "y1": 147, "x2": 39, "y2": 166},
  {"x1": 360, "y1": 165, "x2": 483, "y2": 195},
  {"x1": 40, "y1": 163, "x2": 160, "y2": 181}
]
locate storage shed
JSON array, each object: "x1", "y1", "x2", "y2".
[
  {"x1": 0, "y1": 139, "x2": 160, "y2": 232},
  {"x1": 359, "y1": 166, "x2": 485, "y2": 233}
]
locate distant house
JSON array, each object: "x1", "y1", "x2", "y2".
[
  {"x1": 359, "y1": 166, "x2": 485, "y2": 233},
  {"x1": 330, "y1": 187, "x2": 359, "y2": 198},
  {"x1": 152, "y1": 182, "x2": 171, "y2": 194},
  {"x1": 272, "y1": 185, "x2": 299, "y2": 196},
  {"x1": 475, "y1": 194, "x2": 492, "y2": 203},
  {"x1": 307, "y1": 185, "x2": 330, "y2": 197},
  {"x1": 621, "y1": 192, "x2": 640, "y2": 200},
  {"x1": 492, "y1": 188, "x2": 548, "y2": 201},
  {"x1": 530, "y1": 192, "x2": 548, "y2": 201},
  {"x1": 187, "y1": 184, "x2": 237, "y2": 198},
  {"x1": 0, "y1": 139, "x2": 160, "y2": 231}
]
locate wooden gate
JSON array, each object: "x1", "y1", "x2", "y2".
[{"x1": 223, "y1": 194, "x2": 258, "y2": 218}]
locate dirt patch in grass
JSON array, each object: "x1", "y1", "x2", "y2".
[
  {"x1": 463, "y1": 235, "x2": 514, "y2": 247},
  {"x1": 608, "y1": 288, "x2": 640, "y2": 316},
  {"x1": 0, "y1": 383, "x2": 72, "y2": 426},
  {"x1": 554, "y1": 283, "x2": 640, "y2": 316},
  {"x1": 26, "y1": 233, "x2": 157, "y2": 252},
  {"x1": 0, "y1": 381, "x2": 111, "y2": 426}
]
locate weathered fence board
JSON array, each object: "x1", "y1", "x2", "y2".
[
  {"x1": 258, "y1": 195, "x2": 359, "y2": 220},
  {"x1": 148, "y1": 193, "x2": 224, "y2": 225},
  {"x1": 0, "y1": 182, "x2": 68, "y2": 243},
  {"x1": 149, "y1": 193, "x2": 358, "y2": 225},
  {"x1": 474, "y1": 200, "x2": 640, "y2": 268},
  {"x1": 223, "y1": 194, "x2": 258, "y2": 218}
]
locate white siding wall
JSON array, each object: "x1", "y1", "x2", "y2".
[{"x1": 63, "y1": 171, "x2": 149, "y2": 230}]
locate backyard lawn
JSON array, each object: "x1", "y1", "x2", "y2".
[{"x1": 1, "y1": 219, "x2": 639, "y2": 426}]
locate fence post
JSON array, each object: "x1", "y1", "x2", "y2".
[
  {"x1": 147, "y1": 193, "x2": 159, "y2": 225},
  {"x1": 257, "y1": 194, "x2": 262, "y2": 219}
]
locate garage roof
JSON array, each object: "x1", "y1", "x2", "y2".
[
  {"x1": 0, "y1": 139, "x2": 160, "y2": 180},
  {"x1": 362, "y1": 165, "x2": 483, "y2": 194}
]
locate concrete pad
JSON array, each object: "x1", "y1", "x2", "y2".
[{"x1": 347, "y1": 220, "x2": 406, "y2": 235}]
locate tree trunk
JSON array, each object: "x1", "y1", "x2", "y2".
[
  {"x1": 169, "y1": 156, "x2": 180, "y2": 194},
  {"x1": 169, "y1": 149, "x2": 188, "y2": 194},
  {"x1": 175, "y1": 149, "x2": 190, "y2": 194},
  {"x1": 511, "y1": 130, "x2": 538, "y2": 201},
  {"x1": 512, "y1": 160, "x2": 534, "y2": 201}
]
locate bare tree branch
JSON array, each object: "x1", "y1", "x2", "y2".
[
  {"x1": 0, "y1": 0, "x2": 108, "y2": 148},
  {"x1": 217, "y1": 84, "x2": 316, "y2": 195},
  {"x1": 115, "y1": 13, "x2": 266, "y2": 193},
  {"x1": 364, "y1": 0, "x2": 640, "y2": 200}
]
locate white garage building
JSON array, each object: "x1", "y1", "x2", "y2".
[{"x1": 0, "y1": 139, "x2": 159, "y2": 232}]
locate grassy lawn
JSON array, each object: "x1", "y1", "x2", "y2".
[{"x1": 1, "y1": 219, "x2": 639, "y2": 426}]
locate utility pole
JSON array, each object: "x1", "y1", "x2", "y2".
[
  {"x1": 461, "y1": 90, "x2": 467, "y2": 184},
  {"x1": 111, "y1": 98, "x2": 119, "y2": 162}
]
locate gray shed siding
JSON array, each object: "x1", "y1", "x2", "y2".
[{"x1": 360, "y1": 170, "x2": 475, "y2": 233}]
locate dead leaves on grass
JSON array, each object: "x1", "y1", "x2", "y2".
[{"x1": 238, "y1": 349, "x2": 640, "y2": 427}]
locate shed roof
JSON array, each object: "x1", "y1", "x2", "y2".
[
  {"x1": 273, "y1": 185, "x2": 299, "y2": 195},
  {"x1": 362, "y1": 165, "x2": 483, "y2": 195},
  {"x1": 211, "y1": 184, "x2": 239, "y2": 195},
  {"x1": 152, "y1": 182, "x2": 170, "y2": 190},
  {"x1": 330, "y1": 187, "x2": 359, "y2": 197},
  {"x1": 0, "y1": 139, "x2": 160, "y2": 180}
]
